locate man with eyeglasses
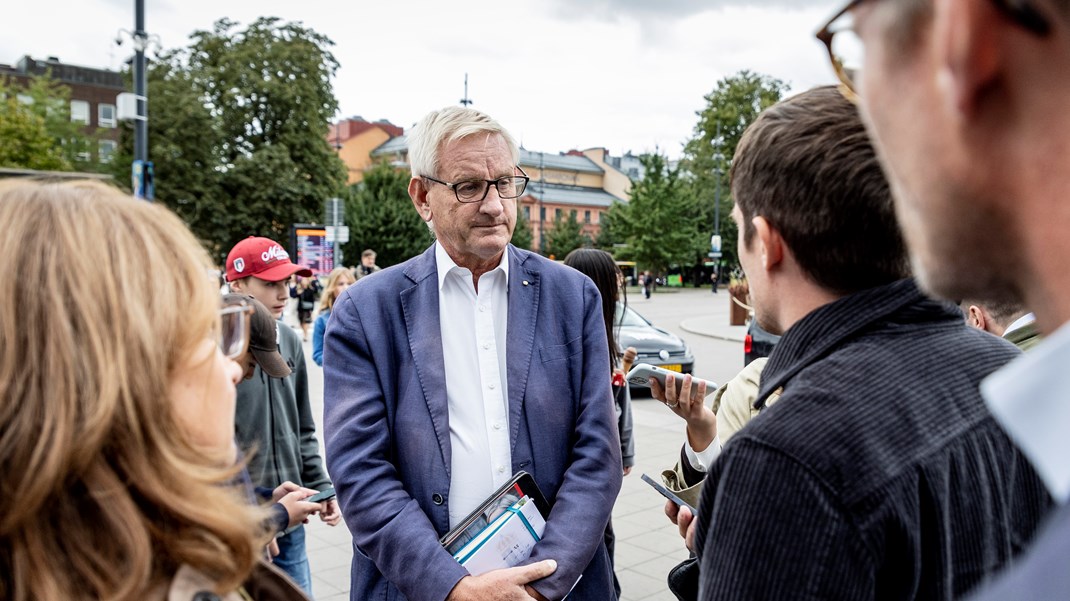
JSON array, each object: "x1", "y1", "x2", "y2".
[
  {"x1": 323, "y1": 106, "x2": 622, "y2": 601},
  {"x1": 818, "y1": 1, "x2": 1070, "y2": 598}
]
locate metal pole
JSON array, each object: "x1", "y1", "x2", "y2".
[
  {"x1": 713, "y1": 121, "x2": 721, "y2": 239},
  {"x1": 133, "y1": 0, "x2": 147, "y2": 164}
]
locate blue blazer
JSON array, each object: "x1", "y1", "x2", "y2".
[{"x1": 323, "y1": 244, "x2": 623, "y2": 601}]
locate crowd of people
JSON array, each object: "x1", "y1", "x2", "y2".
[{"x1": 3, "y1": 2, "x2": 1070, "y2": 599}]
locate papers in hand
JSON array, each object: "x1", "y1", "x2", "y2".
[{"x1": 452, "y1": 495, "x2": 546, "y2": 576}]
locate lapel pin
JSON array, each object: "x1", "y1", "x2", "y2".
[{"x1": 522, "y1": 280, "x2": 530, "y2": 286}]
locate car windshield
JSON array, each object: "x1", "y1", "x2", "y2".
[{"x1": 614, "y1": 303, "x2": 649, "y2": 327}]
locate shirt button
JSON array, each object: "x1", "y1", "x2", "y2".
[
  {"x1": 497, "y1": 465, "x2": 505, "y2": 473},
  {"x1": 479, "y1": 305, "x2": 486, "y2": 312},
  {"x1": 482, "y1": 343, "x2": 490, "y2": 350},
  {"x1": 488, "y1": 383, "x2": 496, "y2": 390},
  {"x1": 493, "y1": 422, "x2": 502, "y2": 430}
]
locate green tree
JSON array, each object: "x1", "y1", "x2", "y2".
[
  {"x1": 343, "y1": 161, "x2": 431, "y2": 267},
  {"x1": 511, "y1": 205, "x2": 534, "y2": 250},
  {"x1": 0, "y1": 75, "x2": 97, "y2": 171},
  {"x1": 612, "y1": 152, "x2": 695, "y2": 275},
  {"x1": 682, "y1": 71, "x2": 785, "y2": 269},
  {"x1": 113, "y1": 17, "x2": 347, "y2": 261},
  {"x1": 0, "y1": 95, "x2": 69, "y2": 170},
  {"x1": 594, "y1": 201, "x2": 626, "y2": 250},
  {"x1": 545, "y1": 210, "x2": 588, "y2": 259}
]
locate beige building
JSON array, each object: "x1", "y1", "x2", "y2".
[
  {"x1": 328, "y1": 117, "x2": 405, "y2": 184},
  {"x1": 370, "y1": 135, "x2": 636, "y2": 251}
]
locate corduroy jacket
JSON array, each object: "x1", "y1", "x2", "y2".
[{"x1": 692, "y1": 279, "x2": 1052, "y2": 600}]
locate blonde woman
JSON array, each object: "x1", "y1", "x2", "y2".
[
  {"x1": 311, "y1": 267, "x2": 355, "y2": 367},
  {"x1": 0, "y1": 180, "x2": 307, "y2": 600}
]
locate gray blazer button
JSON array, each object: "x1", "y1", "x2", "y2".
[{"x1": 432, "y1": 493, "x2": 444, "y2": 505}]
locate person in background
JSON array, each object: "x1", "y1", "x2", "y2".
[
  {"x1": 563, "y1": 247, "x2": 636, "y2": 599},
  {"x1": 226, "y1": 236, "x2": 340, "y2": 598},
  {"x1": 312, "y1": 267, "x2": 356, "y2": 367},
  {"x1": 293, "y1": 277, "x2": 318, "y2": 342},
  {"x1": 354, "y1": 249, "x2": 381, "y2": 280},
  {"x1": 224, "y1": 293, "x2": 324, "y2": 546},
  {"x1": 960, "y1": 299, "x2": 1041, "y2": 351},
  {"x1": 0, "y1": 179, "x2": 308, "y2": 599}
]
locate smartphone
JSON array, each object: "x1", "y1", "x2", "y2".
[
  {"x1": 304, "y1": 487, "x2": 336, "y2": 503},
  {"x1": 625, "y1": 363, "x2": 717, "y2": 397},
  {"x1": 641, "y1": 473, "x2": 697, "y2": 514}
]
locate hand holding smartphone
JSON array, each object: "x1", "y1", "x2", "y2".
[{"x1": 625, "y1": 363, "x2": 717, "y2": 397}]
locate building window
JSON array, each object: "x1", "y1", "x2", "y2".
[
  {"x1": 70, "y1": 100, "x2": 90, "y2": 124},
  {"x1": 98, "y1": 103, "x2": 116, "y2": 128},
  {"x1": 540, "y1": 207, "x2": 546, "y2": 221},
  {"x1": 523, "y1": 206, "x2": 531, "y2": 220},
  {"x1": 98, "y1": 140, "x2": 117, "y2": 163},
  {"x1": 555, "y1": 208, "x2": 562, "y2": 221},
  {"x1": 584, "y1": 210, "x2": 591, "y2": 224}
]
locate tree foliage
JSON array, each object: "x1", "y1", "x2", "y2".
[
  {"x1": 681, "y1": 70, "x2": 785, "y2": 268},
  {"x1": 0, "y1": 75, "x2": 97, "y2": 171},
  {"x1": 611, "y1": 152, "x2": 695, "y2": 275},
  {"x1": 511, "y1": 204, "x2": 534, "y2": 251},
  {"x1": 545, "y1": 210, "x2": 588, "y2": 259},
  {"x1": 112, "y1": 17, "x2": 347, "y2": 261},
  {"x1": 342, "y1": 161, "x2": 431, "y2": 268}
]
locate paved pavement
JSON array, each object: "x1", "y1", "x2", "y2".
[{"x1": 289, "y1": 287, "x2": 744, "y2": 600}]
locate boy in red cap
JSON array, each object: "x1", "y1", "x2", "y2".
[{"x1": 225, "y1": 236, "x2": 339, "y2": 596}]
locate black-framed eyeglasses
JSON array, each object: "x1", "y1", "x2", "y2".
[
  {"x1": 219, "y1": 299, "x2": 253, "y2": 360},
  {"x1": 817, "y1": 0, "x2": 1051, "y2": 101},
  {"x1": 423, "y1": 166, "x2": 530, "y2": 203}
]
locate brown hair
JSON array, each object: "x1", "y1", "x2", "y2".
[
  {"x1": 0, "y1": 180, "x2": 269, "y2": 600},
  {"x1": 731, "y1": 85, "x2": 909, "y2": 294}
]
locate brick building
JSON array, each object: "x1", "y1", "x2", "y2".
[{"x1": 0, "y1": 55, "x2": 124, "y2": 164}]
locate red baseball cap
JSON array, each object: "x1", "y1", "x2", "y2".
[{"x1": 225, "y1": 236, "x2": 313, "y2": 282}]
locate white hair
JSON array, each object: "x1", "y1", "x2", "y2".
[{"x1": 408, "y1": 106, "x2": 520, "y2": 179}]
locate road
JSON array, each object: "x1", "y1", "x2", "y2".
[{"x1": 295, "y1": 286, "x2": 742, "y2": 600}]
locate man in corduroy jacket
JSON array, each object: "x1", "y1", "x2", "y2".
[{"x1": 662, "y1": 86, "x2": 1052, "y2": 600}]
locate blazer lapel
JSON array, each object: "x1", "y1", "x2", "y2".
[
  {"x1": 400, "y1": 246, "x2": 452, "y2": 478},
  {"x1": 506, "y1": 246, "x2": 539, "y2": 450}
]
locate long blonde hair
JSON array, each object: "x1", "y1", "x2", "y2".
[
  {"x1": 0, "y1": 180, "x2": 269, "y2": 600},
  {"x1": 318, "y1": 266, "x2": 355, "y2": 313}
]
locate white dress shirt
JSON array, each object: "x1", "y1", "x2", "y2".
[
  {"x1": 983, "y1": 320, "x2": 1070, "y2": 504},
  {"x1": 435, "y1": 243, "x2": 512, "y2": 527}
]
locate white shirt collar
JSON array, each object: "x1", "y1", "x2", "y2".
[
  {"x1": 434, "y1": 242, "x2": 510, "y2": 291},
  {"x1": 982, "y1": 320, "x2": 1070, "y2": 503},
  {"x1": 1003, "y1": 312, "x2": 1036, "y2": 337}
]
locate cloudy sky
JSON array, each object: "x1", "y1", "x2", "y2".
[{"x1": 3, "y1": 0, "x2": 843, "y2": 158}]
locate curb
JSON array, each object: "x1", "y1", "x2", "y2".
[{"x1": 679, "y1": 319, "x2": 747, "y2": 344}]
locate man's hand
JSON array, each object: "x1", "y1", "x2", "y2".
[
  {"x1": 664, "y1": 500, "x2": 696, "y2": 553},
  {"x1": 320, "y1": 498, "x2": 342, "y2": 526},
  {"x1": 446, "y1": 560, "x2": 557, "y2": 601},
  {"x1": 651, "y1": 374, "x2": 717, "y2": 452},
  {"x1": 277, "y1": 489, "x2": 321, "y2": 529}
]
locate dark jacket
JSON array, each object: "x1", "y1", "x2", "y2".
[
  {"x1": 235, "y1": 322, "x2": 331, "y2": 496},
  {"x1": 692, "y1": 279, "x2": 1052, "y2": 600}
]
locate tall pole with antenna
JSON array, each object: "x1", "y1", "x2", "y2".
[{"x1": 460, "y1": 73, "x2": 473, "y2": 107}]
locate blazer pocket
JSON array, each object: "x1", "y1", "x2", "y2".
[{"x1": 539, "y1": 335, "x2": 583, "y2": 363}]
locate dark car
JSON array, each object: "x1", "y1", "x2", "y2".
[
  {"x1": 744, "y1": 318, "x2": 780, "y2": 365},
  {"x1": 616, "y1": 304, "x2": 694, "y2": 391}
]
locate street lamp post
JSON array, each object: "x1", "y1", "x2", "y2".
[{"x1": 711, "y1": 122, "x2": 725, "y2": 283}]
